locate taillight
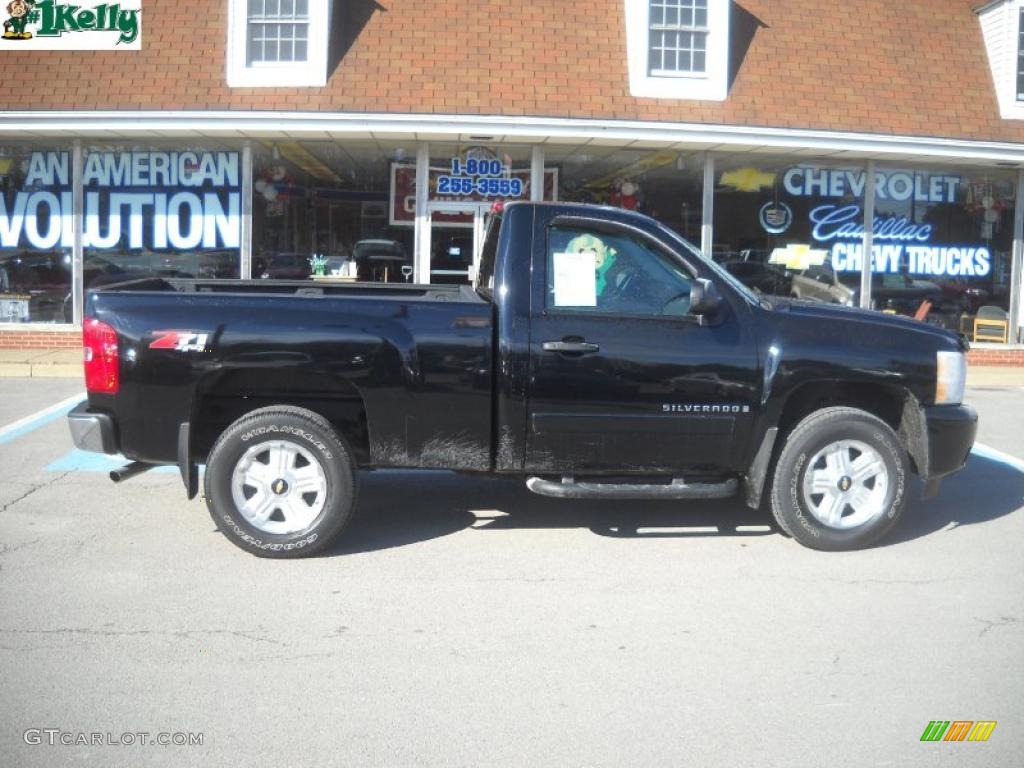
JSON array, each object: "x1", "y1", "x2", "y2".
[{"x1": 83, "y1": 317, "x2": 119, "y2": 394}]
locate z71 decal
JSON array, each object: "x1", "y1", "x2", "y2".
[{"x1": 149, "y1": 331, "x2": 209, "y2": 352}]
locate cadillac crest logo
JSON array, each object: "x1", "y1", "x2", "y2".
[{"x1": 759, "y1": 201, "x2": 793, "y2": 235}]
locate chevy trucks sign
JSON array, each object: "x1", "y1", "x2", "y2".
[
  {"x1": 1, "y1": 0, "x2": 141, "y2": 49},
  {"x1": 743, "y1": 164, "x2": 999, "y2": 278}
]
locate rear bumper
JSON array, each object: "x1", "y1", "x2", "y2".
[
  {"x1": 67, "y1": 400, "x2": 118, "y2": 455},
  {"x1": 923, "y1": 404, "x2": 977, "y2": 479}
]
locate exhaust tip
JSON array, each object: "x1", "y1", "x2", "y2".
[{"x1": 109, "y1": 461, "x2": 153, "y2": 483}]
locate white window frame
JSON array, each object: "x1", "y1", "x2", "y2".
[
  {"x1": 978, "y1": 0, "x2": 1024, "y2": 119},
  {"x1": 624, "y1": 0, "x2": 729, "y2": 101},
  {"x1": 227, "y1": 0, "x2": 332, "y2": 88}
]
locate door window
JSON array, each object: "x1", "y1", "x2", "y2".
[{"x1": 546, "y1": 226, "x2": 694, "y2": 316}]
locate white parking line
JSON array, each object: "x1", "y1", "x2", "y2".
[{"x1": 0, "y1": 393, "x2": 85, "y2": 446}]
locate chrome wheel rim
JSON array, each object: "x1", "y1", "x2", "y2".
[
  {"x1": 230, "y1": 440, "x2": 328, "y2": 535},
  {"x1": 801, "y1": 439, "x2": 889, "y2": 530}
]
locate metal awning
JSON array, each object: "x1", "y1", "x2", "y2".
[{"x1": 2, "y1": 110, "x2": 1023, "y2": 167}]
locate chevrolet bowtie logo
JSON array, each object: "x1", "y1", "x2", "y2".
[
  {"x1": 769, "y1": 243, "x2": 829, "y2": 270},
  {"x1": 719, "y1": 167, "x2": 777, "y2": 192}
]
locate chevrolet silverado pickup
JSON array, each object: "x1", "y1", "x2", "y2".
[{"x1": 68, "y1": 202, "x2": 977, "y2": 557}]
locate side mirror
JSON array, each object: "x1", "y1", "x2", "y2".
[{"x1": 689, "y1": 278, "x2": 723, "y2": 316}]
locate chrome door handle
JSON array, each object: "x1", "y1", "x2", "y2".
[{"x1": 542, "y1": 340, "x2": 600, "y2": 354}]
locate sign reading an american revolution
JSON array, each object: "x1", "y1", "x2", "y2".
[{"x1": 0, "y1": 150, "x2": 241, "y2": 251}]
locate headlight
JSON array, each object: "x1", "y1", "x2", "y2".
[{"x1": 935, "y1": 350, "x2": 966, "y2": 405}]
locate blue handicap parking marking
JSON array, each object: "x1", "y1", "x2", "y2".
[
  {"x1": 971, "y1": 443, "x2": 1024, "y2": 473},
  {"x1": 46, "y1": 449, "x2": 180, "y2": 474}
]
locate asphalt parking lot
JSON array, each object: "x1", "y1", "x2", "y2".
[{"x1": 1, "y1": 378, "x2": 1022, "y2": 767}]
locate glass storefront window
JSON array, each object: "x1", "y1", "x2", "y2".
[
  {"x1": 552, "y1": 144, "x2": 704, "y2": 244},
  {"x1": 4, "y1": 134, "x2": 1021, "y2": 340},
  {"x1": 82, "y1": 142, "x2": 243, "y2": 294},
  {"x1": 710, "y1": 153, "x2": 1019, "y2": 339},
  {"x1": 871, "y1": 163, "x2": 1015, "y2": 336},
  {"x1": 712, "y1": 153, "x2": 866, "y2": 307},
  {"x1": 252, "y1": 140, "x2": 413, "y2": 281},
  {"x1": 0, "y1": 144, "x2": 73, "y2": 323},
  {"x1": 423, "y1": 143, "x2": 537, "y2": 283}
]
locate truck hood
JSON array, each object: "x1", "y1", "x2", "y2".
[{"x1": 769, "y1": 298, "x2": 967, "y2": 351}]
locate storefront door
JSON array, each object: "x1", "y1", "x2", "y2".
[{"x1": 425, "y1": 202, "x2": 489, "y2": 283}]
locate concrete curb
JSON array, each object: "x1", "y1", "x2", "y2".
[
  {"x1": 0, "y1": 350, "x2": 82, "y2": 378},
  {"x1": 0, "y1": 362, "x2": 81, "y2": 378}
]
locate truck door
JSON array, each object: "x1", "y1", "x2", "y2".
[{"x1": 526, "y1": 214, "x2": 760, "y2": 474}]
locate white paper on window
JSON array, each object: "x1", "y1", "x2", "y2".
[{"x1": 552, "y1": 251, "x2": 597, "y2": 307}]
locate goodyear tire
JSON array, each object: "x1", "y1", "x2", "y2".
[
  {"x1": 769, "y1": 407, "x2": 907, "y2": 551},
  {"x1": 204, "y1": 406, "x2": 357, "y2": 558}
]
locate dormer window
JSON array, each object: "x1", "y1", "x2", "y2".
[
  {"x1": 624, "y1": 0, "x2": 729, "y2": 100},
  {"x1": 227, "y1": 0, "x2": 332, "y2": 87},
  {"x1": 648, "y1": 0, "x2": 708, "y2": 76},
  {"x1": 977, "y1": 0, "x2": 1024, "y2": 118},
  {"x1": 247, "y1": 0, "x2": 310, "y2": 65}
]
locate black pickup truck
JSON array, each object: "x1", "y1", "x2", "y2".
[{"x1": 68, "y1": 202, "x2": 977, "y2": 557}]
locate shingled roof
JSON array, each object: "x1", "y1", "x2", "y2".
[{"x1": 2, "y1": 0, "x2": 1020, "y2": 143}]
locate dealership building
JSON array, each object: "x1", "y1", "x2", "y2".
[{"x1": 2, "y1": 0, "x2": 1024, "y2": 360}]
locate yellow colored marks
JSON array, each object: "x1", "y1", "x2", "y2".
[
  {"x1": 720, "y1": 167, "x2": 777, "y2": 192},
  {"x1": 261, "y1": 141, "x2": 343, "y2": 183},
  {"x1": 967, "y1": 721, "x2": 997, "y2": 742},
  {"x1": 580, "y1": 151, "x2": 679, "y2": 191},
  {"x1": 768, "y1": 244, "x2": 829, "y2": 270}
]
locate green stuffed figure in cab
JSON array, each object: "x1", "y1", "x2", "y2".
[{"x1": 565, "y1": 233, "x2": 619, "y2": 298}]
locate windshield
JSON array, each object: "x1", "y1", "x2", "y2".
[{"x1": 655, "y1": 223, "x2": 760, "y2": 305}]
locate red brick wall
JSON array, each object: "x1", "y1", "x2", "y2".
[
  {"x1": 0, "y1": 330, "x2": 81, "y2": 349},
  {"x1": 968, "y1": 348, "x2": 1024, "y2": 367},
  {"x1": 0, "y1": 0, "x2": 1018, "y2": 143}
]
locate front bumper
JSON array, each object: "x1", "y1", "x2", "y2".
[
  {"x1": 923, "y1": 404, "x2": 977, "y2": 479},
  {"x1": 67, "y1": 400, "x2": 118, "y2": 455}
]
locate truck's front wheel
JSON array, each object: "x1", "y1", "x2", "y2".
[
  {"x1": 769, "y1": 407, "x2": 907, "y2": 551},
  {"x1": 204, "y1": 406, "x2": 357, "y2": 558}
]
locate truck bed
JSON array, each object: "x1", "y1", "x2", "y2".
[{"x1": 85, "y1": 277, "x2": 495, "y2": 470}]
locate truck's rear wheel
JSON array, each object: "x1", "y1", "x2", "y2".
[
  {"x1": 769, "y1": 407, "x2": 907, "y2": 551},
  {"x1": 204, "y1": 406, "x2": 357, "y2": 558}
]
